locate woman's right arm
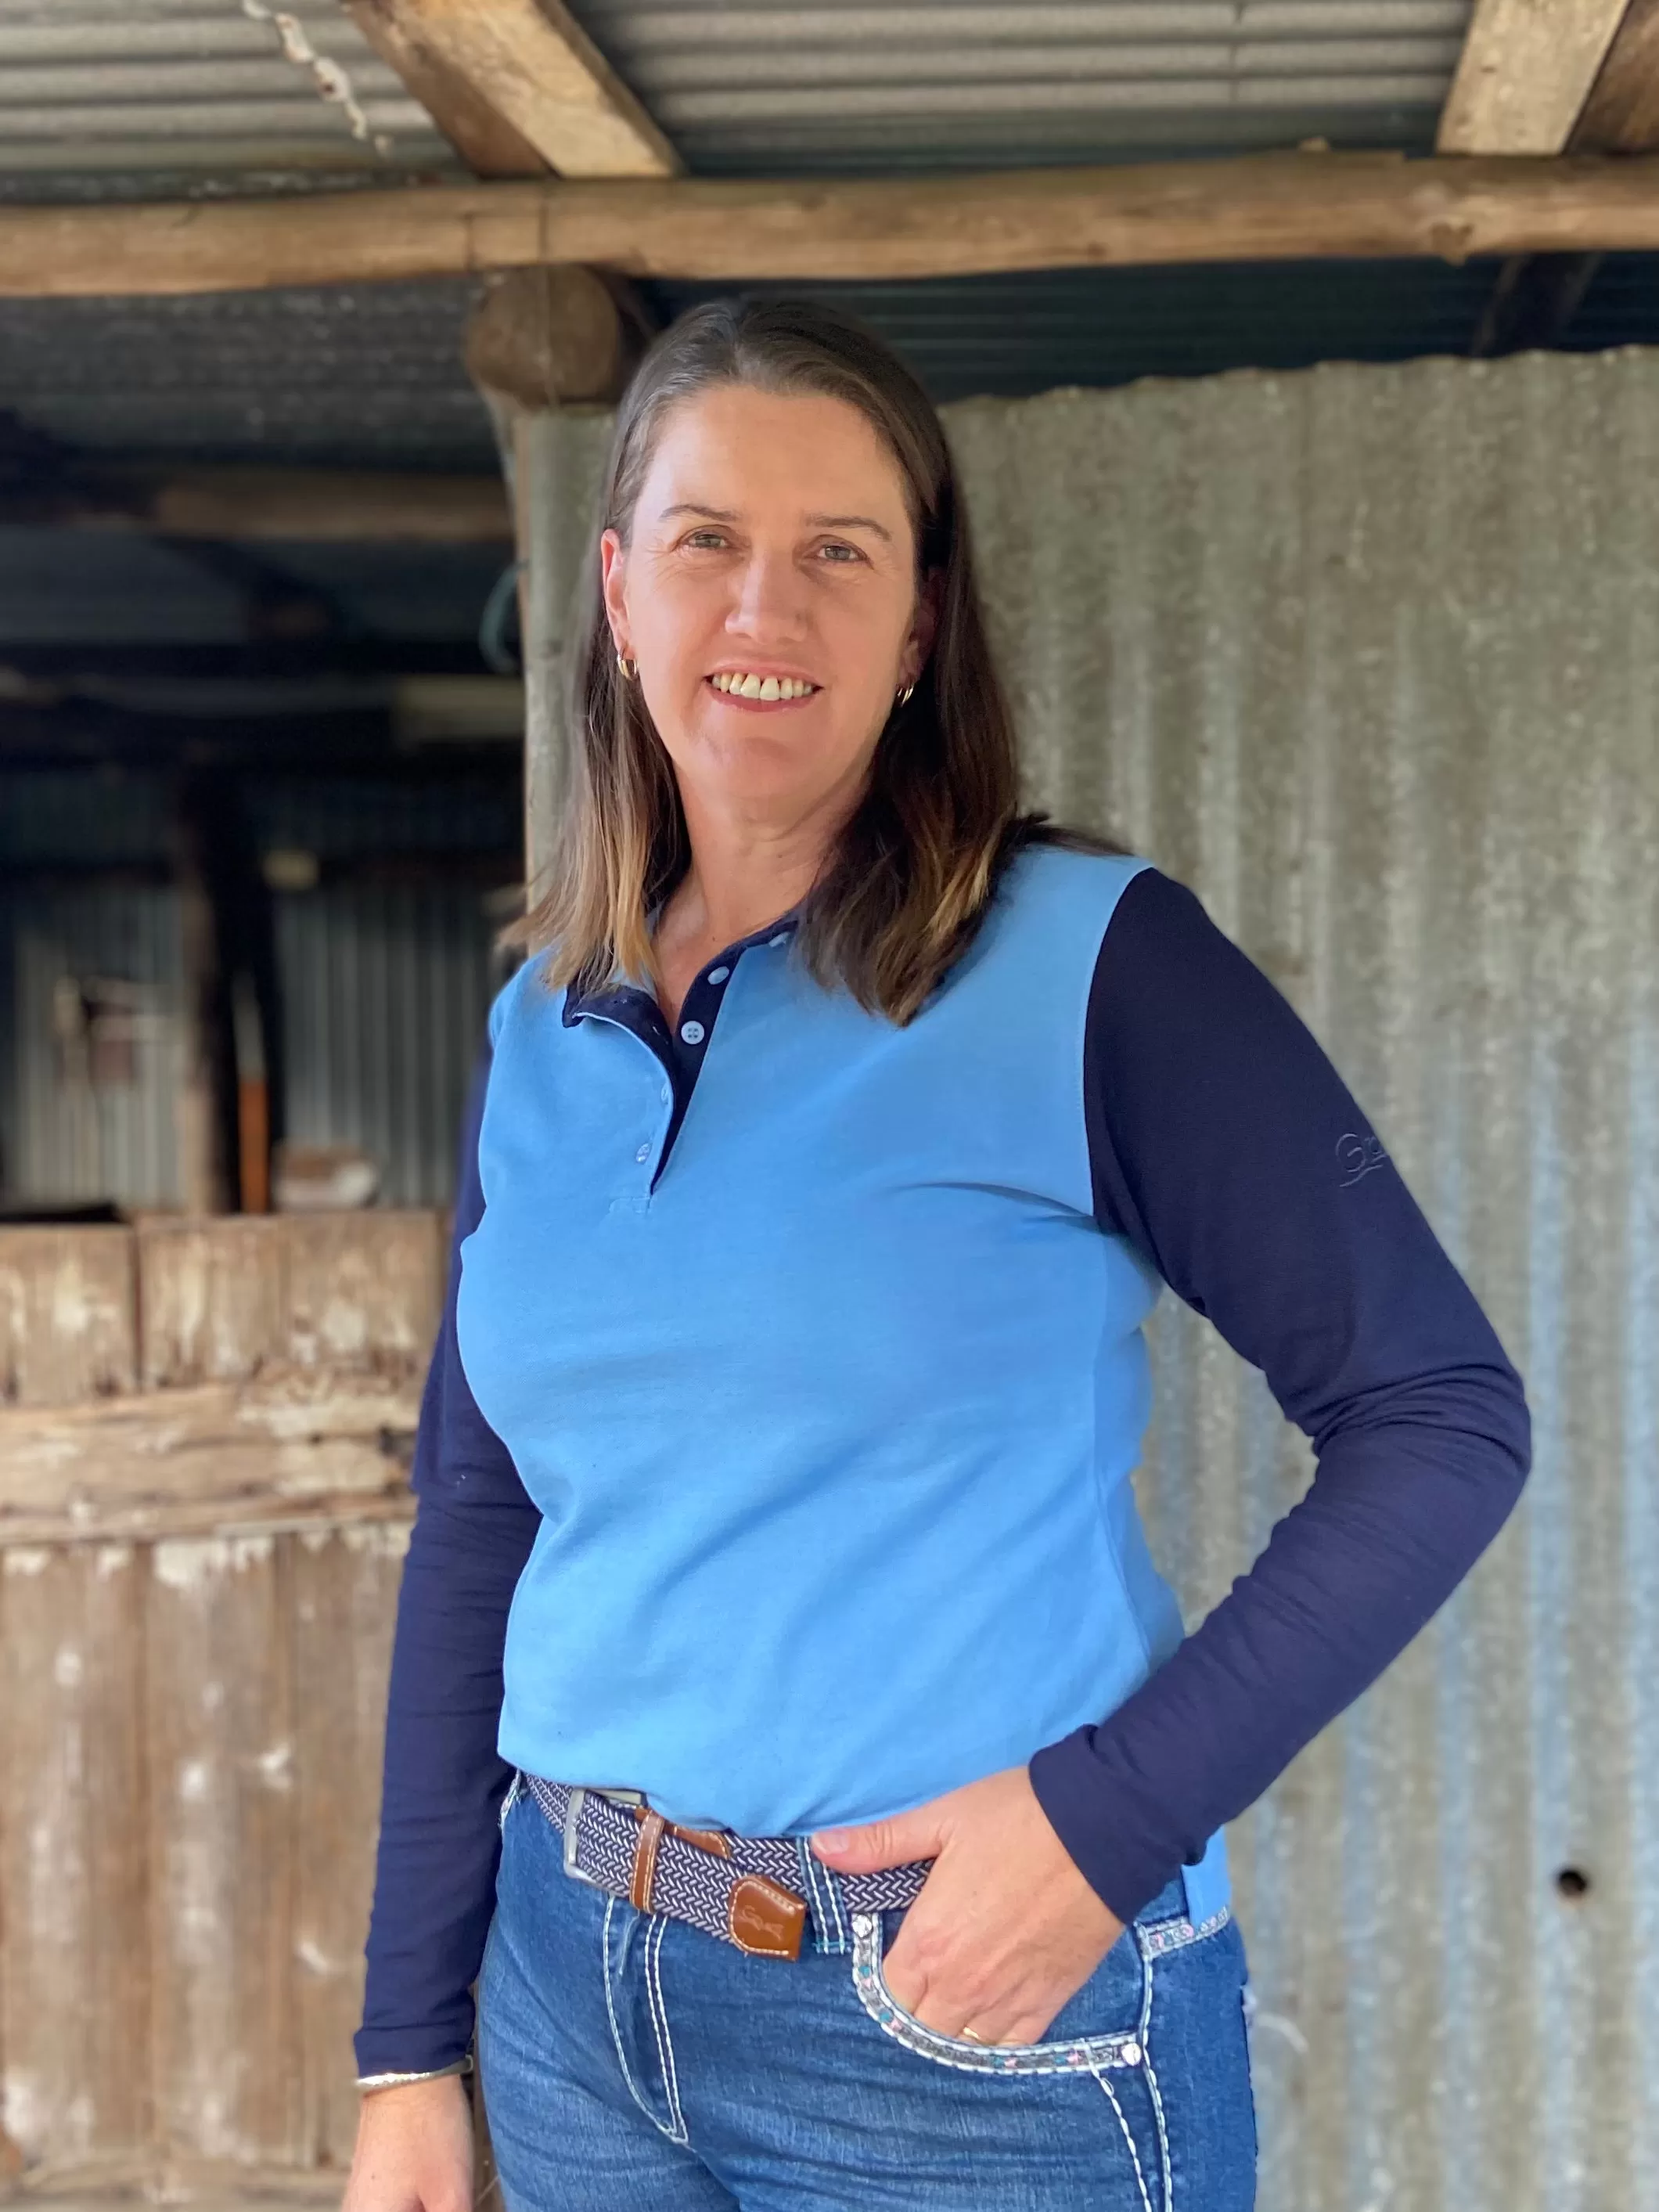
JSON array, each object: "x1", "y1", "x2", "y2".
[{"x1": 346, "y1": 1041, "x2": 541, "y2": 2207}]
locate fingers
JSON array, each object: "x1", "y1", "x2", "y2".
[{"x1": 810, "y1": 1803, "x2": 941, "y2": 1872}]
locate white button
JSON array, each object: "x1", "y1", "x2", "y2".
[
  {"x1": 635, "y1": 1144, "x2": 650, "y2": 1163},
  {"x1": 680, "y1": 1019, "x2": 705, "y2": 1044},
  {"x1": 1121, "y1": 2041, "x2": 1143, "y2": 2066},
  {"x1": 660, "y1": 1082, "x2": 671, "y2": 1103},
  {"x1": 769, "y1": 933, "x2": 789, "y2": 947},
  {"x1": 707, "y1": 966, "x2": 729, "y2": 985}
]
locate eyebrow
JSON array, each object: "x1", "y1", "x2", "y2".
[{"x1": 658, "y1": 501, "x2": 894, "y2": 546}]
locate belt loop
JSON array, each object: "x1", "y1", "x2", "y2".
[
  {"x1": 795, "y1": 1836, "x2": 843, "y2": 1954},
  {"x1": 630, "y1": 1807, "x2": 668, "y2": 1912}
]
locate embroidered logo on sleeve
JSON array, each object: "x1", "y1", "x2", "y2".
[{"x1": 1336, "y1": 1130, "x2": 1390, "y2": 1187}]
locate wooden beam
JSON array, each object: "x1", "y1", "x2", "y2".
[
  {"x1": 9, "y1": 155, "x2": 1659, "y2": 299},
  {"x1": 354, "y1": 0, "x2": 679, "y2": 178},
  {"x1": 5, "y1": 465, "x2": 509, "y2": 543},
  {"x1": 1464, "y1": 0, "x2": 1659, "y2": 355},
  {"x1": 0, "y1": 1370, "x2": 419, "y2": 1546},
  {"x1": 1438, "y1": 0, "x2": 1632, "y2": 154},
  {"x1": 345, "y1": 0, "x2": 548, "y2": 175},
  {"x1": 1577, "y1": 0, "x2": 1659, "y2": 149},
  {"x1": 463, "y1": 265, "x2": 644, "y2": 409}
]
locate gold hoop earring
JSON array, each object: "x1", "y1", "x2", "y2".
[
  {"x1": 616, "y1": 650, "x2": 639, "y2": 680},
  {"x1": 895, "y1": 681, "x2": 915, "y2": 707}
]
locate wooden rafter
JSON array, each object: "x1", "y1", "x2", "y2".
[
  {"x1": 1438, "y1": 0, "x2": 1633, "y2": 153},
  {"x1": 6, "y1": 155, "x2": 1659, "y2": 300},
  {"x1": 2, "y1": 464, "x2": 509, "y2": 542},
  {"x1": 345, "y1": 0, "x2": 546, "y2": 175},
  {"x1": 1577, "y1": 0, "x2": 1659, "y2": 150},
  {"x1": 349, "y1": 0, "x2": 678, "y2": 178},
  {"x1": 1451, "y1": 0, "x2": 1659, "y2": 355}
]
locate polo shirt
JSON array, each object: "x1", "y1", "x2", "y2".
[{"x1": 355, "y1": 845, "x2": 1530, "y2": 2079}]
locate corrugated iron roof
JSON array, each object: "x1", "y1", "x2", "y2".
[
  {"x1": 0, "y1": 277, "x2": 494, "y2": 463},
  {"x1": 0, "y1": 0, "x2": 1474, "y2": 191},
  {"x1": 568, "y1": 0, "x2": 1473, "y2": 168},
  {"x1": 0, "y1": 0, "x2": 460, "y2": 183}
]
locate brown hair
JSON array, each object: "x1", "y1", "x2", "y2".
[{"x1": 507, "y1": 296, "x2": 1110, "y2": 1025}]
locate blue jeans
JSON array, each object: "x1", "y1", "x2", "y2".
[{"x1": 478, "y1": 1778, "x2": 1258, "y2": 2210}]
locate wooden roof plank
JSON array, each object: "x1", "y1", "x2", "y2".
[
  {"x1": 7, "y1": 157, "x2": 1659, "y2": 299},
  {"x1": 1575, "y1": 0, "x2": 1659, "y2": 149},
  {"x1": 1438, "y1": 0, "x2": 1633, "y2": 153},
  {"x1": 358, "y1": 0, "x2": 681, "y2": 178}
]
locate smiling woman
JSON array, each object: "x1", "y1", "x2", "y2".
[
  {"x1": 346, "y1": 301, "x2": 1529, "y2": 2212},
  {"x1": 511, "y1": 302, "x2": 1036, "y2": 1031}
]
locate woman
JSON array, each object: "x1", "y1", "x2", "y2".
[{"x1": 346, "y1": 301, "x2": 1529, "y2": 2212}]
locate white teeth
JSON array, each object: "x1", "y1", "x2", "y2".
[{"x1": 711, "y1": 672, "x2": 817, "y2": 697}]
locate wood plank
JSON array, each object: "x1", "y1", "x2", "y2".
[
  {"x1": 363, "y1": 0, "x2": 679, "y2": 178},
  {"x1": 139, "y1": 1212, "x2": 443, "y2": 1389},
  {"x1": 347, "y1": 0, "x2": 548, "y2": 176},
  {"x1": 11, "y1": 467, "x2": 511, "y2": 546},
  {"x1": 291, "y1": 1522, "x2": 409, "y2": 2167},
  {"x1": 0, "y1": 1544, "x2": 149, "y2": 2168},
  {"x1": 0, "y1": 1228, "x2": 135, "y2": 1409},
  {"x1": 139, "y1": 1219, "x2": 290, "y2": 1388},
  {"x1": 0, "y1": 1371, "x2": 420, "y2": 1547},
  {"x1": 282, "y1": 1213, "x2": 444, "y2": 1375},
  {"x1": 1438, "y1": 0, "x2": 1631, "y2": 153},
  {"x1": 10, "y1": 156, "x2": 1659, "y2": 299},
  {"x1": 146, "y1": 1533, "x2": 300, "y2": 2166},
  {"x1": 1577, "y1": 0, "x2": 1659, "y2": 149}
]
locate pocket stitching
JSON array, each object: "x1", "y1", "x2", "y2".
[{"x1": 848, "y1": 1911, "x2": 1143, "y2": 2077}]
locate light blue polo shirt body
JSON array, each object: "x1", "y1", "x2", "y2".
[{"x1": 457, "y1": 841, "x2": 1229, "y2": 1915}]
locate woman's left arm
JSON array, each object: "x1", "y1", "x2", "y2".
[{"x1": 815, "y1": 864, "x2": 1530, "y2": 2038}]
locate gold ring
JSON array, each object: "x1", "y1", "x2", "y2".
[{"x1": 960, "y1": 2025, "x2": 987, "y2": 2044}]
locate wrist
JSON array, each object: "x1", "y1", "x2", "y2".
[{"x1": 356, "y1": 2054, "x2": 473, "y2": 2097}]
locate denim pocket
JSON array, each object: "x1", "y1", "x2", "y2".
[{"x1": 847, "y1": 1908, "x2": 1150, "y2": 2078}]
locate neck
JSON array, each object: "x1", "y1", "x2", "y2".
[{"x1": 660, "y1": 780, "x2": 858, "y2": 956}]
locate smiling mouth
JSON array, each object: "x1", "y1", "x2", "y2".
[{"x1": 707, "y1": 672, "x2": 820, "y2": 703}]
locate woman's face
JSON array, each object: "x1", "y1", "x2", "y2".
[{"x1": 600, "y1": 384, "x2": 937, "y2": 831}]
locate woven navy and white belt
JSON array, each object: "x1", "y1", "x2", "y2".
[{"x1": 520, "y1": 1770, "x2": 931, "y2": 1961}]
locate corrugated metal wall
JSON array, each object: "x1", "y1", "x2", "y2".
[
  {"x1": 0, "y1": 773, "x2": 515, "y2": 1213},
  {"x1": 529, "y1": 346, "x2": 1659, "y2": 2210}
]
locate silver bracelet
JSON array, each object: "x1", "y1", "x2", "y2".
[{"x1": 356, "y1": 2053, "x2": 473, "y2": 2093}]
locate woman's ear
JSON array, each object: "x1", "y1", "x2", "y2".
[
  {"x1": 599, "y1": 527, "x2": 628, "y2": 654},
  {"x1": 901, "y1": 568, "x2": 942, "y2": 685}
]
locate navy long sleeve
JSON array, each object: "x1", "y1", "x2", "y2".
[
  {"x1": 356, "y1": 863, "x2": 1531, "y2": 2070},
  {"x1": 1027, "y1": 867, "x2": 1531, "y2": 1921},
  {"x1": 354, "y1": 1052, "x2": 540, "y2": 2079}
]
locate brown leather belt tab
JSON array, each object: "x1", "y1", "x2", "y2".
[
  {"x1": 727, "y1": 1873, "x2": 808, "y2": 1959},
  {"x1": 524, "y1": 1775, "x2": 923, "y2": 1962}
]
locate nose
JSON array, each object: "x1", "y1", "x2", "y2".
[{"x1": 726, "y1": 546, "x2": 808, "y2": 643}]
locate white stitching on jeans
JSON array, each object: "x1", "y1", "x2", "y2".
[
  {"x1": 498, "y1": 1768, "x2": 524, "y2": 1832},
  {"x1": 646, "y1": 1915, "x2": 688, "y2": 2143},
  {"x1": 1092, "y1": 2069, "x2": 1156, "y2": 2212},
  {"x1": 601, "y1": 1895, "x2": 682, "y2": 2142},
  {"x1": 797, "y1": 1838, "x2": 833, "y2": 1951},
  {"x1": 1133, "y1": 1922, "x2": 1174, "y2": 2212},
  {"x1": 849, "y1": 1914, "x2": 1142, "y2": 2076}
]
